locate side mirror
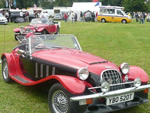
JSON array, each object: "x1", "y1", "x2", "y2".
[{"x1": 17, "y1": 49, "x2": 25, "y2": 54}]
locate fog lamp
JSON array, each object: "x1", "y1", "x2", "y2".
[
  {"x1": 101, "y1": 82, "x2": 110, "y2": 93},
  {"x1": 134, "y1": 78, "x2": 141, "y2": 88}
]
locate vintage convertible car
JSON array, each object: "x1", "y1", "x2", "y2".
[
  {"x1": 14, "y1": 18, "x2": 60, "y2": 41},
  {"x1": 1, "y1": 34, "x2": 150, "y2": 113}
]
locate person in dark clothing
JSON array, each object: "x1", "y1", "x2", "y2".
[
  {"x1": 74, "y1": 13, "x2": 77, "y2": 22},
  {"x1": 92, "y1": 12, "x2": 95, "y2": 22}
]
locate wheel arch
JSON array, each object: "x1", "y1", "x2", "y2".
[
  {"x1": 128, "y1": 66, "x2": 149, "y2": 83},
  {"x1": 46, "y1": 75, "x2": 87, "y2": 95},
  {"x1": 1, "y1": 53, "x2": 17, "y2": 76}
]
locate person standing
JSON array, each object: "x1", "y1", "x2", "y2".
[
  {"x1": 74, "y1": 13, "x2": 77, "y2": 22},
  {"x1": 25, "y1": 11, "x2": 29, "y2": 22},
  {"x1": 139, "y1": 12, "x2": 144, "y2": 24},
  {"x1": 80, "y1": 11, "x2": 83, "y2": 22},
  {"x1": 70, "y1": 11, "x2": 74, "y2": 23},
  {"x1": 64, "y1": 12, "x2": 68, "y2": 22}
]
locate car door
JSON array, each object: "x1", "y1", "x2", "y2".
[
  {"x1": 114, "y1": 10, "x2": 124, "y2": 22},
  {"x1": 47, "y1": 19, "x2": 57, "y2": 33}
]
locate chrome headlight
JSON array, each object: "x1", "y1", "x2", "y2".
[
  {"x1": 101, "y1": 82, "x2": 110, "y2": 93},
  {"x1": 134, "y1": 78, "x2": 141, "y2": 87},
  {"x1": 77, "y1": 67, "x2": 89, "y2": 80},
  {"x1": 120, "y1": 63, "x2": 130, "y2": 75}
]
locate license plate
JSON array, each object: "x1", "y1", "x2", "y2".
[{"x1": 106, "y1": 93, "x2": 134, "y2": 105}]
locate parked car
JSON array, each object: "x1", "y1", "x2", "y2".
[
  {"x1": 97, "y1": 6, "x2": 132, "y2": 23},
  {"x1": 147, "y1": 13, "x2": 150, "y2": 22},
  {"x1": 14, "y1": 18, "x2": 60, "y2": 41},
  {"x1": 54, "y1": 13, "x2": 63, "y2": 20},
  {"x1": 1, "y1": 34, "x2": 150, "y2": 113},
  {"x1": 0, "y1": 13, "x2": 8, "y2": 25}
]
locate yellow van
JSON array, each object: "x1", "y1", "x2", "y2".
[{"x1": 97, "y1": 6, "x2": 132, "y2": 23}]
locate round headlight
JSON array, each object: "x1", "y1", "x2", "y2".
[
  {"x1": 120, "y1": 63, "x2": 130, "y2": 74},
  {"x1": 134, "y1": 78, "x2": 141, "y2": 87},
  {"x1": 77, "y1": 67, "x2": 89, "y2": 80},
  {"x1": 101, "y1": 82, "x2": 110, "y2": 93}
]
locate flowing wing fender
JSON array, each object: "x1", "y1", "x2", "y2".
[
  {"x1": 1, "y1": 53, "x2": 17, "y2": 76},
  {"x1": 14, "y1": 28, "x2": 20, "y2": 32},
  {"x1": 128, "y1": 66, "x2": 149, "y2": 83},
  {"x1": 48, "y1": 75, "x2": 86, "y2": 95},
  {"x1": 36, "y1": 27, "x2": 45, "y2": 32}
]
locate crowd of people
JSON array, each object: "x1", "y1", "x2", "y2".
[
  {"x1": 63, "y1": 11, "x2": 98, "y2": 23},
  {"x1": 134, "y1": 12, "x2": 147, "y2": 24}
]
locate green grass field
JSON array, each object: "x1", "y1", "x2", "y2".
[{"x1": 0, "y1": 20, "x2": 150, "y2": 113}]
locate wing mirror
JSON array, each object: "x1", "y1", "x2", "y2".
[{"x1": 17, "y1": 49, "x2": 26, "y2": 58}]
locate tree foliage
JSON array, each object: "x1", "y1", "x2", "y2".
[
  {"x1": 0, "y1": 0, "x2": 149, "y2": 12},
  {"x1": 123, "y1": 0, "x2": 148, "y2": 12}
]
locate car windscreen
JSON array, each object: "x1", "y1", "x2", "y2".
[
  {"x1": 30, "y1": 18, "x2": 49, "y2": 25},
  {"x1": 0, "y1": 13, "x2": 3, "y2": 17},
  {"x1": 28, "y1": 35, "x2": 82, "y2": 53}
]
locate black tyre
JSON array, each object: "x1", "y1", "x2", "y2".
[
  {"x1": 122, "y1": 19, "x2": 127, "y2": 23},
  {"x1": 101, "y1": 18, "x2": 106, "y2": 23},
  {"x1": 42, "y1": 30, "x2": 47, "y2": 34},
  {"x1": 15, "y1": 34, "x2": 18, "y2": 41},
  {"x1": 2, "y1": 58, "x2": 13, "y2": 83},
  {"x1": 55, "y1": 27, "x2": 60, "y2": 34},
  {"x1": 48, "y1": 83, "x2": 79, "y2": 113}
]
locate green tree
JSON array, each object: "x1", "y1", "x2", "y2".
[{"x1": 123, "y1": 0, "x2": 148, "y2": 12}]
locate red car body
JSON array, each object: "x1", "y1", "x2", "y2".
[
  {"x1": 14, "y1": 18, "x2": 60, "y2": 41},
  {"x1": 1, "y1": 34, "x2": 150, "y2": 113}
]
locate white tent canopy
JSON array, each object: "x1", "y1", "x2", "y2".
[{"x1": 72, "y1": 2, "x2": 102, "y2": 12}]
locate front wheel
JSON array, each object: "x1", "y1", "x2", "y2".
[
  {"x1": 122, "y1": 19, "x2": 127, "y2": 23},
  {"x1": 42, "y1": 30, "x2": 47, "y2": 34},
  {"x1": 55, "y1": 27, "x2": 60, "y2": 34},
  {"x1": 2, "y1": 58, "x2": 13, "y2": 83},
  {"x1": 48, "y1": 83, "x2": 79, "y2": 113}
]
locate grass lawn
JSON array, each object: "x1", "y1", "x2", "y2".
[{"x1": 0, "y1": 20, "x2": 150, "y2": 113}]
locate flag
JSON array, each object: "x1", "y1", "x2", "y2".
[
  {"x1": 13, "y1": 0, "x2": 16, "y2": 7},
  {"x1": 95, "y1": 1, "x2": 100, "y2": 6}
]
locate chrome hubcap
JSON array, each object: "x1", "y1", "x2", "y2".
[
  {"x1": 52, "y1": 90, "x2": 69, "y2": 113},
  {"x1": 3, "y1": 62, "x2": 8, "y2": 79}
]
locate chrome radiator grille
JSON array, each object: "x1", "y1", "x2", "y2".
[{"x1": 101, "y1": 70, "x2": 125, "y2": 91}]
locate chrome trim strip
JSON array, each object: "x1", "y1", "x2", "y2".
[
  {"x1": 35, "y1": 62, "x2": 38, "y2": 78},
  {"x1": 46, "y1": 65, "x2": 49, "y2": 77},
  {"x1": 52, "y1": 67, "x2": 55, "y2": 75},
  {"x1": 40, "y1": 64, "x2": 43, "y2": 78},
  {"x1": 88, "y1": 81, "x2": 134, "y2": 90},
  {"x1": 70, "y1": 84, "x2": 150, "y2": 101}
]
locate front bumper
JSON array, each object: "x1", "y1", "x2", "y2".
[
  {"x1": 70, "y1": 84, "x2": 150, "y2": 101},
  {"x1": 70, "y1": 84, "x2": 150, "y2": 113}
]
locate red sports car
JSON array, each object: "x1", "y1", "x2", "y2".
[
  {"x1": 1, "y1": 34, "x2": 150, "y2": 113},
  {"x1": 14, "y1": 18, "x2": 60, "y2": 41}
]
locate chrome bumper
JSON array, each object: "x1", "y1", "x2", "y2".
[{"x1": 70, "y1": 84, "x2": 150, "y2": 101}]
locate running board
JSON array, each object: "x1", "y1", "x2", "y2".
[{"x1": 12, "y1": 75, "x2": 32, "y2": 83}]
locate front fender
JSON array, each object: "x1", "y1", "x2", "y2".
[
  {"x1": 14, "y1": 28, "x2": 20, "y2": 32},
  {"x1": 128, "y1": 66, "x2": 149, "y2": 83},
  {"x1": 36, "y1": 27, "x2": 45, "y2": 32},
  {"x1": 1, "y1": 53, "x2": 17, "y2": 76},
  {"x1": 50, "y1": 75, "x2": 87, "y2": 95}
]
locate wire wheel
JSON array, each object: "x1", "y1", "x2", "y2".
[{"x1": 52, "y1": 90, "x2": 69, "y2": 113}]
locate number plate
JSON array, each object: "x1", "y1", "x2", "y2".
[{"x1": 106, "y1": 93, "x2": 134, "y2": 105}]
